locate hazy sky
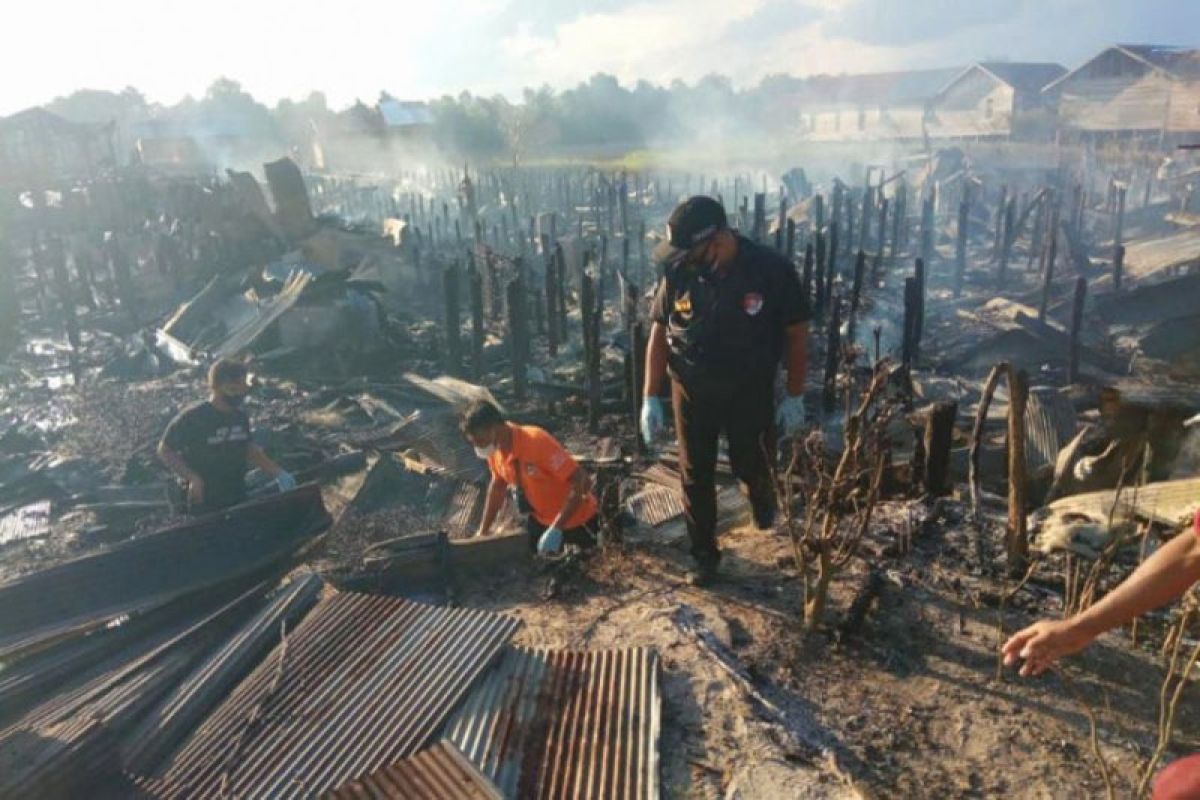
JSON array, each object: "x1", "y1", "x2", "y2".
[{"x1": 2, "y1": 0, "x2": 1197, "y2": 115}]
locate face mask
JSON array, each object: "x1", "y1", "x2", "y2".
[{"x1": 474, "y1": 443, "x2": 495, "y2": 460}]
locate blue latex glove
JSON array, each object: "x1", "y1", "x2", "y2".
[
  {"x1": 776, "y1": 395, "x2": 807, "y2": 438},
  {"x1": 537, "y1": 526, "x2": 564, "y2": 555},
  {"x1": 275, "y1": 470, "x2": 297, "y2": 492},
  {"x1": 640, "y1": 397, "x2": 665, "y2": 446}
]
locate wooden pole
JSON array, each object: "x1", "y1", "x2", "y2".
[
  {"x1": 581, "y1": 271, "x2": 601, "y2": 432},
  {"x1": 630, "y1": 321, "x2": 647, "y2": 454},
  {"x1": 902, "y1": 278, "x2": 918, "y2": 368},
  {"x1": 923, "y1": 401, "x2": 957, "y2": 497},
  {"x1": 785, "y1": 218, "x2": 796, "y2": 262},
  {"x1": 968, "y1": 363, "x2": 1007, "y2": 521},
  {"x1": 994, "y1": 184, "x2": 1008, "y2": 261},
  {"x1": 542, "y1": 236, "x2": 559, "y2": 357},
  {"x1": 468, "y1": 255, "x2": 484, "y2": 381},
  {"x1": 814, "y1": 229, "x2": 828, "y2": 316},
  {"x1": 822, "y1": 296, "x2": 841, "y2": 413},
  {"x1": 1037, "y1": 198, "x2": 1061, "y2": 323},
  {"x1": 1006, "y1": 367, "x2": 1029, "y2": 576},
  {"x1": 443, "y1": 260, "x2": 462, "y2": 377},
  {"x1": 1068, "y1": 275, "x2": 1087, "y2": 384},
  {"x1": 913, "y1": 257, "x2": 926, "y2": 356},
  {"x1": 1112, "y1": 243, "x2": 1125, "y2": 292},
  {"x1": 506, "y1": 275, "x2": 528, "y2": 401},
  {"x1": 801, "y1": 242, "x2": 814, "y2": 309},
  {"x1": 954, "y1": 188, "x2": 970, "y2": 297},
  {"x1": 849, "y1": 249, "x2": 866, "y2": 343}
]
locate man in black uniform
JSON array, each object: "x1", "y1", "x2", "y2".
[
  {"x1": 158, "y1": 359, "x2": 295, "y2": 514},
  {"x1": 641, "y1": 196, "x2": 811, "y2": 585}
]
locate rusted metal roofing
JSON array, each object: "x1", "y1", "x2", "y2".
[
  {"x1": 446, "y1": 646, "x2": 661, "y2": 800},
  {"x1": 0, "y1": 485, "x2": 330, "y2": 658},
  {"x1": 1122, "y1": 230, "x2": 1200, "y2": 283},
  {"x1": 144, "y1": 592, "x2": 520, "y2": 799},
  {"x1": 324, "y1": 741, "x2": 502, "y2": 800},
  {"x1": 0, "y1": 499, "x2": 50, "y2": 545},
  {"x1": 1025, "y1": 387, "x2": 1077, "y2": 470},
  {"x1": 0, "y1": 582, "x2": 270, "y2": 798},
  {"x1": 1044, "y1": 476, "x2": 1200, "y2": 528},
  {"x1": 625, "y1": 483, "x2": 686, "y2": 528},
  {"x1": 122, "y1": 572, "x2": 325, "y2": 776}
]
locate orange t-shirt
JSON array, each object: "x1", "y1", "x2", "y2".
[{"x1": 487, "y1": 424, "x2": 598, "y2": 529}]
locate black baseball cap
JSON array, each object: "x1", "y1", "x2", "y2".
[{"x1": 652, "y1": 195, "x2": 728, "y2": 265}]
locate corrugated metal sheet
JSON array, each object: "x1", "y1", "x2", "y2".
[
  {"x1": 0, "y1": 499, "x2": 50, "y2": 545},
  {"x1": 1123, "y1": 230, "x2": 1200, "y2": 282},
  {"x1": 1025, "y1": 387, "x2": 1077, "y2": 470},
  {"x1": 324, "y1": 741, "x2": 502, "y2": 800},
  {"x1": 625, "y1": 483, "x2": 686, "y2": 528},
  {"x1": 122, "y1": 572, "x2": 325, "y2": 776},
  {"x1": 143, "y1": 592, "x2": 520, "y2": 798},
  {"x1": 0, "y1": 582, "x2": 269, "y2": 798},
  {"x1": 0, "y1": 486, "x2": 330, "y2": 658},
  {"x1": 1045, "y1": 476, "x2": 1200, "y2": 528},
  {"x1": 446, "y1": 646, "x2": 661, "y2": 800}
]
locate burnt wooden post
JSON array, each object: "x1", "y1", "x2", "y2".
[
  {"x1": 1006, "y1": 367, "x2": 1030, "y2": 576},
  {"x1": 1112, "y1": 243, "x2": 1126, "y2": 292},
  {"x1": 554, "y1": 242, "x2": 569, "y2": 337},
  {"x1": 891, "y1": 184, "x2": 905, "y2": 261},
  {"x1": 825, "y1": 220, "x2": 839, "y2": 308},
  {"x1": 637, "y1": 218, "x2": 647, "y2": 288},
  {"x1": 848, "y1": 249, "x2": 867, "y2": 343},
  {"x1": 997, "y1": 198, "x2": 1015, "y2": 287},
  {"x1": 923, "y1": 401, "x2": 957, "y2": 497},
  {"x1": 822, "y1": 296, "x2": 842, "y2": 413},
  {"x1": 1112, "y1": 184, "x2": 1127, "y2": 291},
  {"x1": 468, "y1": 256, "x2": 484, "y2": 381},
  {"x1": 1037, "y1": 198, "x2": 1061, "y2": 323},
  {"x1": 814, "y1": 193, "x2": 825, "y2": 238},
  {"x1": 968, "y1": 363, "x2": 1007, "y2": 521},
  {"x1": 814, "y1": 229, "x2": 827, "y2": 315},
  {"x1": 785, "y1": 218, "x2": 796, "y2": 261},
  {"x1": 1112, "y1": 183, "x2": 1127, "y2": 256},
  {"x1": 1068, "y1": 276, "x2": 1087, "y2": 384},
  {"x1": 443, "y1": 260, "x2": 462, "y2": 376},
  {"x1": 919, "y1": 192, "x2": 934, "y2": 270},
  {"x1": 801, "y1": 241, "x2": 814, "y2": 307},
  {"x1": 844, "y1": 192, "x2": 856, "y2": 261},
  {"x1": 752, "y1": 193, "x2": 766, "y2": 243},
  {"x1": 506, "y1": 275, "x2": 529, "y2": 401},
  {"x1": 630, "y1": 321, "x2": 647, "y2": 454},
  {"x1": 876, "y1": 197, "x2": 889, "y2": 262},
  {"x1": 954, "y1": 187, "x2": 970, "y2": 297},
  {"x1": 542, "y1": 235, "x2": 559, "y2": 357},
  {"x1": 902, "y1": 278, "x2": 919, "y2": 367},
  {"x1": 993, "y1": 184, "x2": 1008, "y2": 260},
  {"x1": 0, "y1": 241, "x2": 19, "y2": 355},
  {"x1": 913, "y1": 257, "x2": 926, "y2": 354},
  {"x1": 581, "y1": 271, "x2": 601, "y2": 432}
]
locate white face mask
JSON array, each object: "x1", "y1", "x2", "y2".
[{"x1": 474, "y1": 443, "x2": 495, "y2": 460}]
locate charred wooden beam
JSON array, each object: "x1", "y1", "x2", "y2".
[
  {"x1": 1006, "y1": 366, "x2": 1029, "y2": 576},
  {"x1": 1068, "y1": 276, "x2": 1087, "y2": 384}
]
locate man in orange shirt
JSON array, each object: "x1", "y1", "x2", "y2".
[{"x1": 461, "y1": 400, "x2": 599, "y2": 553}]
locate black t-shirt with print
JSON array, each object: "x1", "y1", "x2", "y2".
[
  {"x1": 161, "y1": 401, "x2": 252, "y2": 510},
  {"x1": 651, "y1": 235, "x2": 811, "y2": 388}
]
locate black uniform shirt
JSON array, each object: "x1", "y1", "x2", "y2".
[
  {"x1": 651, "y1": 235, "x2": 811, "y2": 387},
  {"x1": 161, "y1": 401, "x2": 253, "y2": 510}
]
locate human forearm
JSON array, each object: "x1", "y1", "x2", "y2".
[
  {"x1": 476, "y1": 479, "x2": 507, "y2": 536},
  {"x1": 1073, "y1": 529, "x2": 1200, "y2": 637},
  {"x1": 1004, "y1": 528, "x2": 1200, "y2": 676},
  {"x1": 247, "y1": 444, "x2": 283, "y2": 476},
  {"x1": 785, "y1": 322, "x2": 809, "y2": 396},
  {"x1": 550, "y1": 471, "x2": 592, "y2": 529},
  {"x1": 644, "y1": 323, "x2": 668, "y2": 398},
  {"x1": 158, "y1": 444, "x2": 199, "y2": 483}
]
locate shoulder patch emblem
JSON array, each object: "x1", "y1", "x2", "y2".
[{"x1": 743, "y1": 292, "x2": 764, "y2": 316}]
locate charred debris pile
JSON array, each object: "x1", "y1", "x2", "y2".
[{"x1": 1, "y1": 142, "x2": 1199, "y2": 796}]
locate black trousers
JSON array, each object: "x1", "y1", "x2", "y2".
[
  {"x1": 671, "y1": 375, "x2": 776, "y2": 564},
  {"x1": 525, "y1": 513, "x2": 599, "y2": 552}
]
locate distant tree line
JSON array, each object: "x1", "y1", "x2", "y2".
[{"x1": 39, "y1": 72, "x2": 809, "y2": 163}]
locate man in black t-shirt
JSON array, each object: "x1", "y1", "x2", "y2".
[
  {"x1": 641, "y1": 196, "x2": 812, "y2": 585},
  {"x1": 158, "y1": 359, "x2": 295, "y2": 514}
]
